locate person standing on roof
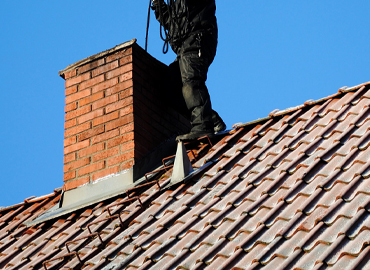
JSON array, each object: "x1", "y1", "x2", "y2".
[{"x1": 152, "y1": 0, "x2": 226, "y2": 141}]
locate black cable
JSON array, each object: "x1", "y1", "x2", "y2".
[
  {"x1": 145, "y1": 0, "x2": 151, "y2": 51},
  {"x1": 158, "y1": 0, "x2": 171, "y2": 54},
  {"x1": 157, "y1": 0, "x2": 183, "y2": 54}
]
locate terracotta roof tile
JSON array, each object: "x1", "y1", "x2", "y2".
[{"x1": 2, "y1": 82, "x2": 370, "y2": 269}]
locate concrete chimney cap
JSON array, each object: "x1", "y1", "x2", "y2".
[{"x1": 59, "y1": 39, "x2": 137, "y2": 78}]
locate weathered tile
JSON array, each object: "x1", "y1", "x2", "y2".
[{"x1": 2, "y1": 84, "x2": 370, "y2": 270}]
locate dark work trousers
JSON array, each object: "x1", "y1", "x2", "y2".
[{"x1": 167, "y1": 30, "x2": 218, "y2": 133}]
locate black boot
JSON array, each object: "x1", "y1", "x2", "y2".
[
  {"x1": 212, "y1": 110, "x2": 226, "y2": 133},
  {"x1": 176, "y1": 128, "x2": 214, "y2": 142},
  {"x1": 176, "y1": 105, "x2": 214, "y2": 142}
]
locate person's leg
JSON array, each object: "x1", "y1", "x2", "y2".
[
  {"x1": 176, "y1": 50, "x2": 214, "y2": 140},
  {"x1": 167, "y1": 57, "x2": 226, "y2": 134},
  {"x1": 176, "y1": 31, "x2": 226, "y2": 140},
  {"x1": 167, "y1": 60, "x2": 189, "y2": 119},
  {"x1": 197, "y1": 31, "x2": 226, "y2": 134}
]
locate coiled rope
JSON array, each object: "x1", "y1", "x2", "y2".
[{"x1": 157, "y1": 0, "x2": 188, "y2": 54}]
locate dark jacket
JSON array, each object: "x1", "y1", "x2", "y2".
[{"x1": 153, "y1": 0, "x2": 217, "y2": 54}]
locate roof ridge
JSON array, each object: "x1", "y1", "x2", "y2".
[
  {"x1": 233, "y1": 81, "x2": 370, "y2": 130},
  {"x1": 0, "y1": 188, "x2": 62, "y2": 213}
]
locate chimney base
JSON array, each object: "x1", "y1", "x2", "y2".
[{"x1": 26, "y1": 136, "x2": 177, "y2": 227}]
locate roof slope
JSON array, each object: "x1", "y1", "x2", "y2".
[{"x1": 1, "y1": 82, "x2": 370, "y2": 269}]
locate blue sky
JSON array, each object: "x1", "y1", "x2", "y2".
[{"x1": 1, "y1": 1, "x2": 369, "y2": 207}]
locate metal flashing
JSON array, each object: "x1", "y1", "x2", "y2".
[
  {"x1": 171, "y1": 142, "x2": 194, "y2": 185},
  {"x1": 166, "y1": 161, "x2": 214, "y2": 190},
  {"x1": 25, "y1": 136, "x2": 177, "y2": 227},
  {"x1": 25, "y1": 168, "x2": 136, "y2": 227}
]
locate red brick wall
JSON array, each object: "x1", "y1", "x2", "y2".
[{"x1": 61, "y1": 42, "x2": 190, "y2": 191}]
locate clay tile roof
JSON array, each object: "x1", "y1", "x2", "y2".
[{"x1": 1, "y1": 81, "x2": 370, "y2": 270}]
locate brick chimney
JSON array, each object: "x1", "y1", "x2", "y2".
[{"x1": 59, "y1": 39, "x2": 190, "y2": 192}]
